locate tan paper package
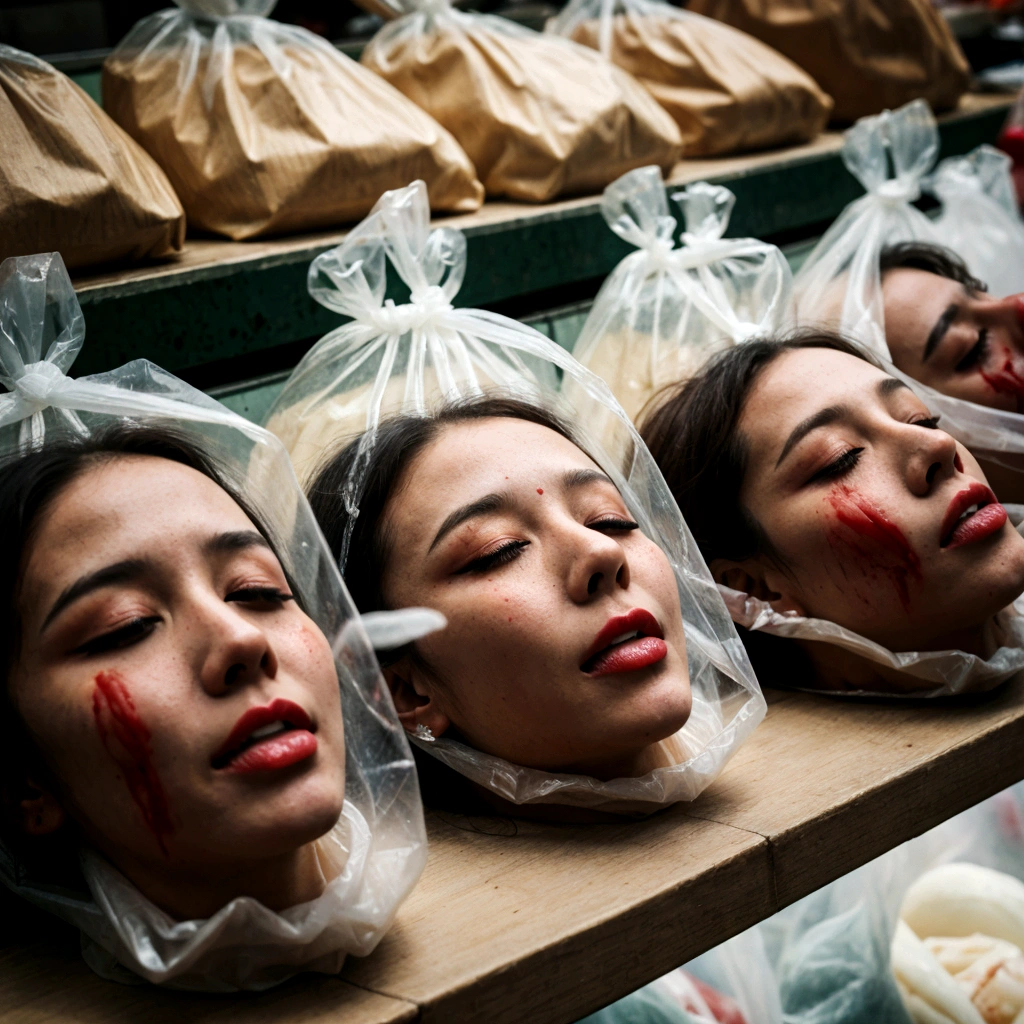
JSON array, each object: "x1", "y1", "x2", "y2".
[
  {"x1": 0, "y1": 44, "x2": 184, "y2": 271},
  {"x1": 686, "y1": 0, "x2": 970, "y2": 123},
  {"x1": 549, "y1": 0, "x2": 832, "y2": 157},
  {"x1": 102, "y1": 0, "x2": 484, "y2": 241},
  {"x1": 359, "y1": 0, "x2": 682, "y2": 202}
]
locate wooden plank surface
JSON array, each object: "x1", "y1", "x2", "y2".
[{"x1": 63, "y1": 94, "x2": 1011, "y2": 386}]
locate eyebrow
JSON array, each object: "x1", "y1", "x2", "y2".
[
  {"x1": 774, "y1": 378, "x2": 909, "y2": 470},
  {"x1": 427, "y1": 468, "x2": 617, "y2": 552},
  {"x1": 922, "y1": 303, "x2": 959, "y2": 363},
  {"x1": 40, "y1": 532, "x2": 272, "y2": 633}
]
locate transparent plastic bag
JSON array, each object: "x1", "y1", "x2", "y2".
[
  {"x1": 358, "y1": 0, "x2": 681, "y2": 202},
  {"x1": 794, "y1": 99, "x2": 1024, "y2": 469},
  {"x1": 0, "y1": 252, "x2": 427, "y2": 989},
  {"x1": 547, "y1": 0, "x2": 831, "y2": 157},
  {"x1": 265, "y1": 180, "x2": 765, "y2": 813},
  {"x1": 928, "y1": 144, "x2": 1024, "y2": 301},
  {"x1": 101, "y1": 0, "x2": 482, "y2": 240},
  {"x1": 572, "y1": 166, "x2": 793, "y2": 425}
]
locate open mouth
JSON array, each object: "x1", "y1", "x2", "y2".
[
  {"x1": 212, "y1": 699, "x2": 317, "y2": 773},
  {"x1": 581, "y1": 609, "x2": 668, "y2": 676},
  {"x1": 940, "y1": 483, "x2": 1007, "y2": 550}
]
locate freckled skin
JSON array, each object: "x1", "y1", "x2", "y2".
[{"x1": 720, "y1": 348, "x2": 1024, "y2": 653}]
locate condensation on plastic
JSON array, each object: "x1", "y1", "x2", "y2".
[
  {"x1": 928, "y1": 144, "x2": 1024, "y2": 301},
  {"x1": 0, "y1": 252, "x2": 427, "y2": 990},
  {"x1": 793, "y1": 99, "x2": 1024, "y2": 468},
  {"x1": 570, "y1": 166, "x2": 793, "y2": 427},
  {"x1": 722, "y1": 583, "x2": 1024, "y2": 698},
  {"x1": 264, "y1": 180, "x2": 766, "y2": 814}
]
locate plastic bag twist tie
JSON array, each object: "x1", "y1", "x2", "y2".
[
  {"x1": 873, "y1": 178, "x2": 920, "y2": 204},
  {"x1": 8, "y1": 360, "x2": 68, "y2": 415},
  {"x1": 364, "y1": 286, "x2": 453, "y2": 336}
]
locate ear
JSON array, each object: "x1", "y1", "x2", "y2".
[
  {"x1": 14, "y1": 776, "x2": 65, "y2": 837},
  {"x1": 382, "y1": 658, "x2": 451, "y2": 739},
  {"x1": 710, "y1": 556, "x2": 807, "y2": 617}
]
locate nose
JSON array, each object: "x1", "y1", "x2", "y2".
[
  {"x1": 197, "y1": 601, "x2": 278, "y2": 697},
  {"x1": 903, "y1": 424, "x2": 962, "y2": 497},
  {"x1": 565, "y1": 524, "x2": 631, "y2": 603},
  {"x1": 980, "y1": 293, "x2": 1024, "y2": 336}
]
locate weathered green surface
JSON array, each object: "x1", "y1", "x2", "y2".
[{"x1": 71, "y1": 102, "x2": 1010, "y2": 387}]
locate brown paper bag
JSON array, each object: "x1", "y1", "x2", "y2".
[
  {"x1": 550, "y1": 0, "x2": 832, "y2": 156},
  {"x1": 686, "y1": 0, "x2": 970, "y2": 123},
  {"x1": 0, "y1": 44, "x2": 184, "y2": 271},
  {"x1": 360, "y1": 2, "x2": 682, "y2": 202},
  {"x1": 102, "y1": 1, "x2": 484, "y2": 241}
]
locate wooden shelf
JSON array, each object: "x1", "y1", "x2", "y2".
[
  {"x1": 66, "y1": 94, "x2": 1012, "y2": 387},
  {"x1": 6, "y1": 679, "x2": 1024, "y2": 1023}
]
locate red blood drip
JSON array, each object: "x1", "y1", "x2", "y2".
[
  {"x1": 536, "y1": 488, "x2": 544, "y2": 495},
  {"x1": 980, "y1": 345, "x2": 1024, "y2": 405},
  {"x1": 826, "y1": 485, "x2": 922, "y2": 612},
  {"x1": 92, "y1": 670, "x2": 173, "y2": 856}
]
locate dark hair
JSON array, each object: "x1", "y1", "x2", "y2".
[
  {"x1": 879, "y1": 241, "x2": 986, "y2": 294},
  {"x1": 0, "y1": 423, "x2": 267, "y2": 889},
  {"x1": 306, "y1": 394, "x2": 577, "y2": 811},
  {"x1": 639, "y1": 332, "x2": 877, "y2": 688}
]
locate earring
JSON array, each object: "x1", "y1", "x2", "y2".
[{"x1": 413, "y1": 723, "x2": 436, "y2": 743}]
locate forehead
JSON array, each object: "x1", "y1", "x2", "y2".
[
  {"x1": 739, "y1": 348, "x2": 889, "y2": 450},
  {"x1": 28, "y1": 455, "x2": 253, "y2": 572},
  {"x1": 391, "y1": 417, "x2": 598, "y2": 515}
]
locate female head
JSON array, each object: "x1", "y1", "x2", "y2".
[
  {"x1": 307, "y1": 396, "x2": 691, "y2": 784},
  {"x1": 640, "y1": 332, "x2": 1024, "y2": 672},
  {"x1": 1, "y1": 425, "x2": 346, "y2": 920},
  {"x1": 880, "y1": 242, "x2": 1024, "y2": 411}
]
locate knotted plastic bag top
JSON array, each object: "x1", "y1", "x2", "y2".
[
  {"x1": 928, "y1": 144, "x2": 1024, "y2": 301},
  {"x1": 795, "y1": 100, "x2": 1024, "y2": 467},
  {"x1": 265, "y1": 180, "x2": 765, "y2": 813},
  {"x1": 0, "y1": 253, "x2": 426, "y2": 989},
  {"x1": 572, "y1": 165, "x2": 793, "y2": 425}
]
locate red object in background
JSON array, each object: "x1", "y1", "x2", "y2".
[
  {"x1": 676, "y1": 973, "x2": 749, "y2": 1024},
  {"x1": 998, "y1": 90, "x2": 1024, "y2": 209}
]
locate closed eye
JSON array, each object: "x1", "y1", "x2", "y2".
[
  {"x1": 225, "y1": 587, "x2": 294, "y2": 604},
  {"x1": 913, "y1": 415, "x2": 941, "y2": 429},
  {"x1": 588, "y1": 517, "x2": 639, "y2": 532},
  {"x1": 808, "y1": 447, "x2": 863, "y2": 484},
  {"x1": 71, "y1": 616, "x2": 161, "y2": 656},
  {"x1": 955, "y1": 328, "x2": 989, "y2": 373},
  {"x1": 454, "y1": 540, "x2": 529, "y2": 575}
]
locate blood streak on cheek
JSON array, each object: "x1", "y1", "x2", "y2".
[
  {"x1": 980, "y1": 345, "x2": 1024, "y2": 408},
  {"x1": 92, "y1": 670, "x2": 173, "y2": 856},
  {"x1": 825, "y1": 485, "x2": 923, "y2": 612}
]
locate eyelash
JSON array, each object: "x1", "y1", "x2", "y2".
[
  {"x1": 955, "y1": 328, "x2": 989, "y2": 373},
  {"x1": 806, "y1": 416, "x2": 939, "y2": 484},
  {"x1": 70, "y1": 589, "x2": 293, "y2": 657},
  {"x1": 453, "y1": 518, "x2": 640, "y2": 575}
]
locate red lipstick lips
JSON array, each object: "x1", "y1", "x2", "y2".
[
  {"x1": 581, "y1": 608, "x2": 668, "y2": 677},
  {"x1": 212, "y1": 698, "x2": 317, "y2": 774},
  {"x1": 940, "y1": 482, "x2": 1007, "y2": 550}
]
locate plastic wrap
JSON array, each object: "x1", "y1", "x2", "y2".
[
  {"x1": 265, "y1": 180, "x2": 765, "y2": 813},
  {"x1": 547, "y1": 0, "x2": 831, "y2": 157},
  {"x1": 358, "y1": 0, "x2": 681, "y2": 202},
  {"x1": 101, "y1": 0, "x2": 482, "y2": 240},
  {"x1": 572, "y1": 166, "x2": 793, "y2": 425},
  {"x1": 928, "y1": 145, "x2": 1024, "y2": 301},
  {"x1": 0, "y1": 252, "x2": 427, "y2": 989},
  {"x1": 795, "y1": 100, "x2": 1024, "y2": 468},
  {"x1": 0, "y1": 43, "x2": 184, "y2": 270}
]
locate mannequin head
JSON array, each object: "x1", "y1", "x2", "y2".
[
  {"x1": 308, "y1": 396, "x2": 691, "y2": 787},
  {"x1": 881, "y1": 243, "x2": 1024, "y2": 411},
  {"x1": 641, "y1": 332, "x2": 1024, "y2": 687},
  {"x1": 0, "y1": 426, "x2": 346, "y2": 920}
]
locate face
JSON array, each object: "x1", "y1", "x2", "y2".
[
  {"x1": 726, "y1": 348, "x2": 1024, "y2": 652},
  {"x1": 882, "y1": 268, "x2": 1024, "y2": 411},
  {"x1": 380, "y1": 417, "x2": 691, "y2": 777},
  {"x1": 10, "y1": 456, "x2": 345, "y2": 888}
]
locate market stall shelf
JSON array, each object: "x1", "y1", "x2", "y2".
[
  {"x1": 67, "y1": 93, "x2": 1011, "y2": 387},
  {"x1": 6, "y1": 680, "x2": 1024, "y2": 1024}
]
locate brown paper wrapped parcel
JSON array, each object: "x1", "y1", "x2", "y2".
[
  {"x1": 0, "y1": 44, "x2": 184, "y2": 271},
  {"x1": 548, "y1": 0, "x2": 832, "y2": 156},
  {"x1": 102, "y1": 0, "x2": 484, "y2": 240},
  {"x1": 359, "y1": 0, "x2": 683, "y2": 202},
  {"x1": 686, "y1": 0, "x2": 970, "y2": 123}
]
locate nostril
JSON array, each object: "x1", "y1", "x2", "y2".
[
  {"x1": 224, "y1": 663, "x2": 244, "y2": 687},
  {"x1": 587, "y1": 572, "x2": 601, "y2": 595},
  {"x1": 615, "y1": 566, "x2": 624, "y2": 583},
  {"x1": 926, "y1": 461, "x2": 940, "y2": 485}
]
